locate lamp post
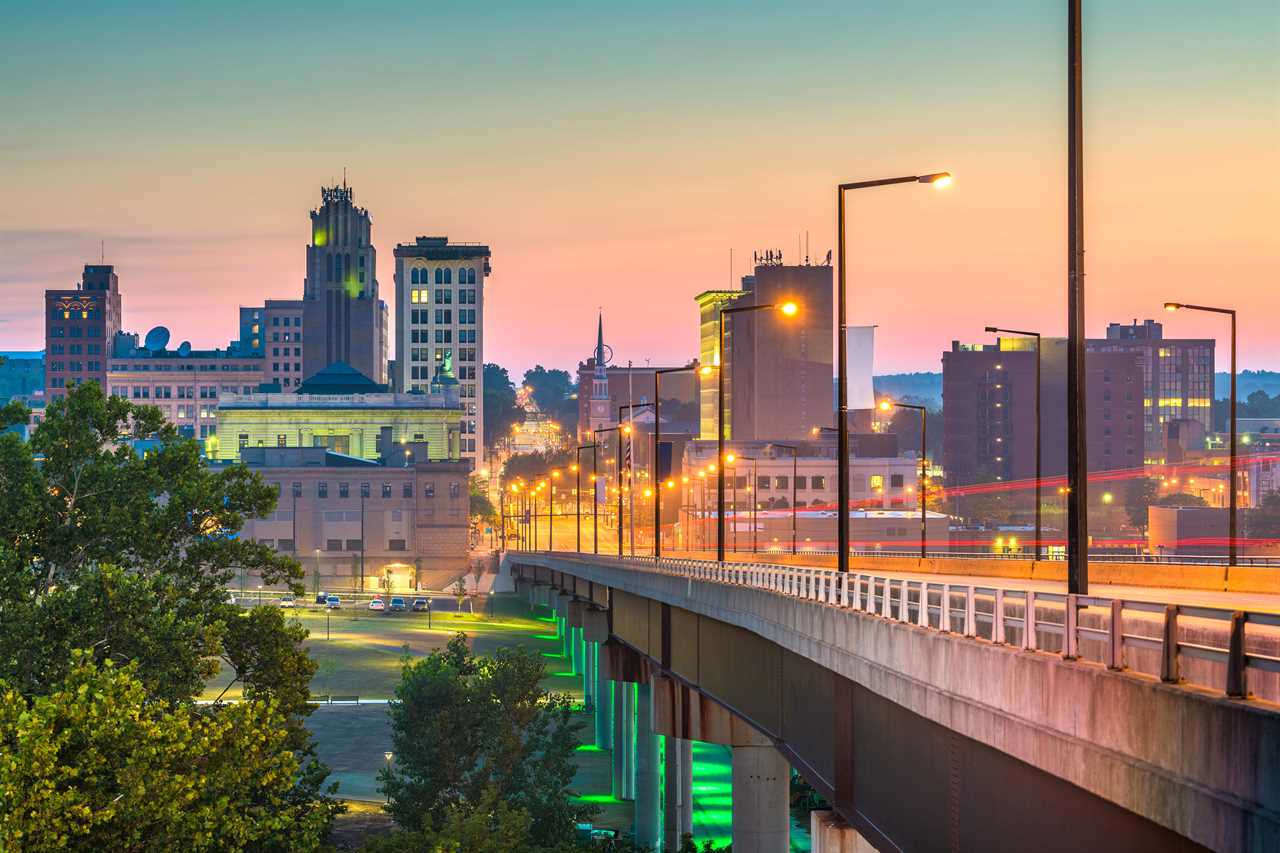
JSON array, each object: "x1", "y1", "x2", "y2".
[
  {"x1": 880, "y1": 400, "x2": 929, "y2": 560},
  {"x1": 771, "y1": 443, "x2": 800, "y2": 555},
  {"x1": 618, "y1": 403, "x2": 655, "y2": 557},
  {"x1": 574, "y1": 450, "x2": 594, "y2": 553},
  {"x1": 595, "y1": 426, "x2": 623, "y2": 557},
  {"x1": 985, "y1": 326, "x2": 1042, "y2": 559},
  {"x1": 736, "y1": 455, "x2": 759, "y2": 553},
  {"x1": 1165, "y1": 301, "x2": 1237, "y2": 565},
  {"x1": 836, "y1": 171, "x2": 951, "y2": 573},
  {"x1": 716, "y1": 302, "x2": 798, "y2": 561},
  {"x1": 653, "y1": 365, "x2": 704, "y2": 558}
]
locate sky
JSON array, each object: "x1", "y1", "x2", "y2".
[{"x1": 2, "y1": 0, "x2": 1277, "y2": 376}]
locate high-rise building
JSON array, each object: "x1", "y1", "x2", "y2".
[
  {"x1": 392, "y1": 236, "x2": 490, "y2": 466},
  {"x1": 1092, "y1": 320, "x2": 1215, "y2": 461},
  {"x1": 301, "y1": 185, "x2": 387, "y2": 385},
  {"x1": 43, "y1": 264, "x2": 122, "y2": 402},
  {"x1": 237, "y1": 299, "x2": 305, "y2": 388},
  {"x1": 942, "y1": 337, "x2": 1145, "y2": 487},
  {"x1": 694, "y1": 255, "x2": 833, "y2": 442}
]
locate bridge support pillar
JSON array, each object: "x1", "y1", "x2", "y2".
[
  {"x1": 663, "y1": 737, "x2": 693, "y2": 849},
  {"x1": 731, "y1": 743, "x2": 790, "y2": 853},
  {"x1": 809, "y1": 811, "x2": 876, "y2": 853},
  {"x1": 634, "y1": 680, "x2": 662, "y2": 848},
  {"x1": 582, "y1": 640, "x2": 595, "y2": 709},
  {"x1": 613, "y1": 680, "x2": 634, "y2": 800},
  {"x1": 594, "y1": 647, "x2": 613, "y2": 749}
]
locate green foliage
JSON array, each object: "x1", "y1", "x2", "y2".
[
  {"x1": 522, "y1": 365, "x2": 578, "y2": 428},
  {"x1": 1247, "y1": 490, "x2": 1280, "y2": 539},
  {"x1": 1123, "y1": 477, "x2": 1160, "y2": 529},
  {"x1": 382, "y1": 635, "x2": 595, "y2": 846},
  {"x1": 470, "y1": 479, "x2": 497, "y2": 523},
  {"x1": 483, "y1": 364, "x2": 522, "y2": 446},
  {"x1": 0, "y1": 383, "x2": 337, "y2": 846},
  {"x1": 0, "y1": 653, "x2": 330, "y2": 852},
  {"x1": 1153, "y1": 492, "x2": 1209, "y2": 509},
  {"x1": 503, "y1": 450, "x2": 575, "y2": 484},
  {"x1": 360, "y1": 786, "x2": 534, "y2": 853}
]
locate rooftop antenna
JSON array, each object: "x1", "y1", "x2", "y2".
[
  {"x1": 100, "y1": 239, "x2": 104, "y2": 264},
  {"x1": 805, "y1": 230, "x2": 810, "y2": 265},
  {"x1": 343, "y1": 166, "x2": 347, "y2": 189}
]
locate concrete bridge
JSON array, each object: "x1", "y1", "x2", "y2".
[{"x1": 501, "y1": 551, "x2": 1280, "y2": 852}]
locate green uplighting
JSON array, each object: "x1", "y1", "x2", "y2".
[
  {"x1": 575, "y1": 794, "x2": 622, "y2": 804},
  {"x1": 575, "y1": 744, "x2": 604, "y2": 752},
  {"x1": 541, "y1": 651, "x2": 564, "y2": 658},
  {"x1": 533, "y1": 634, "x2": 559, "y2": 641}
]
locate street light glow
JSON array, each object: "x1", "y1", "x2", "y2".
[
  {"x1": 878, "y1": 399, "x2": 893, "y2": 412},
  {"x1": 1164, "y1": 302, "x2": 1182, "y2": 312},
  {"x1": 918, "y1": 171, "x2": 953, "y2": 187},
  {"x1": 779, "y1": 301, "x2": 798, "y2": 316}
]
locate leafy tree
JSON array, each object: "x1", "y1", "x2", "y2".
[
  {"x1": 359, "y1": 786, "x2": 534, "y2": 853},
  {"x1": 470, "y1": 479, "x2": 496, "y2": 524},
  {"x1": 1123, "y1": 477, "x2": 1160, "y2": 529},
  {"x1": 0, "y1": 652, "x2": 330, "y2": 852},
  {"x1": 522, "y1": 365, "x2": 578, "y2": 429},
  {"x1": 1153, "y1": 492, "x2": 1209, "y2": 508},
  {"x1": 1247, "y1": 491, "x2": 1280, "y2": 539},
  {"x1": 381, "y1": 635, "x2": 595, "y2": 846},
  {"x1": 0, "y1": 384, "x2": 338, "y2": 843},
  {"x1": 503, "y1": 450, "x2": 575, "y2": 484},
  {"x1": 483, "y1": 364, "x2": 522, "y2": 446}
]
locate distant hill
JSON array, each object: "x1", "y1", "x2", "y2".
[
  {"x1": 872, "y1": 373, "x2": 942, "y2": 408},
  {"x1": 1217, "y1": 371, "x2": 1280, "y2": 400}
]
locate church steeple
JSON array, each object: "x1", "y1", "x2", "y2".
[{"x1": 588, "y1": 312, "x2": 612, "y2": 436}]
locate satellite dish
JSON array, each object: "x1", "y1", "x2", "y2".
[
  {"x1": 177, "y1": 341, "x2": 192, "y2": 357},
  {"x1": 143, "y1": 326, "x2": 170, "y2": 353}
]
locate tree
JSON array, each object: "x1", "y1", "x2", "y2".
[
  {"x1": 1154, "y1": 492, "x2": 1208, "y2": 508},
  {"x1": 483, "y1": 364, "x2": 522, "y2": 446},
  {"x1": 522, "y1": 365, "x2": 578, "y2": 429},
  {"x1": 503, "y1": 450, "x2": 574, "y2": 484},
  {"x1": 1123, "y1": 477, "x2": 1160, "y2": 529},
  {"x1": 0, "y1": 384, "x2": 338, "y2": 843},
  {"x1": 360, "y1": 787, "x2": 534, "y2": 853},
  {"x1": 470, "y1": 479, "x2": 496, "y2": 524},
  {"x1": 381, "y1": 635, "x2": 595, "y2": 846},
  {"x1": 0, "y1": 653, "x2": 331, "y2": 852},
  {"x1": 1247, "y1": 491, "x2": 1280, "y2": 539}
]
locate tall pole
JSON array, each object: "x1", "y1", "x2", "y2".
[
  {"x1": 652, "y1": 366, "x2": 697, "y2": 560},
  {"x1": 617, "y1": 432, "x2": 624, "y2": 558},
  {"x1": 717, "y1": 314, "x2": 728, "y2": 562},
  {"x1": 1066, "y1": 0, "x2": 1089, "y2": 594},
  {"x1": 920, "y1": 410, "x2": 927, "y2": 560},
  {"x1": 592, "y1": 444, "x2": 599, "y2": 555},
  {"x1": 576, "y1": 458, "x2": 582, "y2": 552},
  {"x1": 837, "y1": 186, "x2": 849, "y2": 573},
  {"x1": 1230, "y1": 311, "x2": 1237, "y2": 566},
  {"x1": 792, "y1": 452, "x2": 798, "y2": 555}
]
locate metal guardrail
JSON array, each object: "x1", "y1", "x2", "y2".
[
  {"x1": 524, "y1": 552, "x2": 1280, "y2": 702},
  {"x1": 651, "y1": 547, "x2": 1280, "y2": 567}
]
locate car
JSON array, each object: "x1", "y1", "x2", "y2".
[
  {"x1": 411, "y1": 597, "x2": 430, "y2": 612},
  {"x1": 368, "y1": 598, "x2": 386, "y2": 612},
  {"x1": 278, "y1": 595, "x2": 296, "y2": 608},
  {"x1": 226, "y1": 591, "x2": 237, "y2": 605},
  {"x1": 388, "y1": 597, "x2": 406, "y2": 612},
  {"x1": 325, "y1": 594, "x2": 341, "y2": 609},
  {"x1": 315, "y1": 592, "x2": 328, "y2": 605}
]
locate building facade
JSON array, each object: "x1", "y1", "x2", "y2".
[
  {"x1": 213, "y1": 363, "x2": 465, "y2": 463},
  {"x1": 1093, "y1": 320, "x2": 1215, "y2": 460},
  {"x1": 942, "y1": 336, "x2": 1145, "y2": 487},
  {"x1": 392, "y1": 236, "x2": 490, "y2": 466},
  {"x1": 237, "y1": 299, "x2": 305, "y2": 389},
  {"x1": 693, "y1": 256, "x2": 833, "y2": 442},
  {"x1": 107, "y1": 343, "x2": 263, "y2": 441},
  {"x1": 44, "y1": 264, "x2": 122, "y2": 402},
  {"x1": 233, "y1": 446, "x2": 471, "y2": 592},
  {"x1": 301, "y1": 185, "x2": 388, "y2": 384}
]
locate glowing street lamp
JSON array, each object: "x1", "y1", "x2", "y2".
[
  {"x1": 835, "y1": 171, "x2": 950, "y2": 573},
  {"x1": 1165, "y1": 300, "x2": 1238, "y2": 565}
]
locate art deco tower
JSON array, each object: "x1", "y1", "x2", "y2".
[{"x1": 301, "y1": 184, "x2": 388, "y2": 384}]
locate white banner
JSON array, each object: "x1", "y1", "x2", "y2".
[{"x1": 846, "y1": 325, "x2": 876, "y2": 410}]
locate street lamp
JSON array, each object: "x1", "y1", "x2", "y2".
[
  {"x1": 1165, "y1": 301, "x2": 1238, "y2": 565},
  {"x1": 653, "y1": 365, "x2": 702, "y2": 559},
  {"x1": 879, "y1": 399, "x2": 929, "y2": 560},
  {"x1": 985, "y1": 326, "x2": 1043, "y2": 559},
  {"x1": 836, "y1": 171, "x2": 950, "y2": 573},
  {"x1": 594, "y1": 425, "x2": 624, "y2": 557},
  {"x1": 574, "y1": 451, "x2": 595, "y2": 553},
  {"x1": 717, "y1": 302, "x2": 799, "y2": 561},
  {"x1": 770, "y1": 443, "x2": 800, "y2": 555},
  {"x1": 618, "y1": 403, "x2": 655, "y2": 557}
]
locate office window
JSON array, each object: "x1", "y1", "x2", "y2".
[
  {"x1": 890, "y1": 474, "x2": 904, "y2": 488},
  {"x1": 811, "y1": 476, "x2": 826, "y2": 490},
  {"x1": 277, "y1": 434, "x2": 287, "y2": 447},
  {"x1": 388, "y1": 539, "x2": 407, "y2": 551},
  {"x1": 345, "y1": 539, "x2": 362, "y2": 551},
  {"x1": 339, "y1": 482, "x2": 350, "y2": 498},
  {"x1": 424, "y1": 483, "x2": 436, "y2": 498},
  {"x1": 381, "y1": 482, "x2": 392, "y2": 498},
  {"x1": 326, "y1": 538, "x2": 341, "y2": 551},
  {"x1": 277, "y1": 538, "x2": 295, "y2": 552},
  {"x1": 757, "y1": 476, "x2": 770, "y2": 490},
  {"x1": 449, "y1": 482, "x2": 461, "y2": 499},
  {"x1": 403, "y1": 481, "x2": 413, "y2": 498},
  {"x1": 795, "y1": 476, "x2": 808, "y2": 490},
  {"x1": 360, "y1": 482, "x2": 370, "y2": 499},
  {"x1": 774, "y1": 476, "x2": 788, "y2": 490}
]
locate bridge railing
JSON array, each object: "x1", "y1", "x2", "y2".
[
  {"x1": 653, "y1": 546, "x2": 1280, "y2": 567},
  {"x1": 531, "y1": 552, "x2": 1280, "y2": 703}
]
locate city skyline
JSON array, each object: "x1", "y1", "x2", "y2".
[{"x1": 3, "y1": 0, "x2": 1277, "y2": 375}]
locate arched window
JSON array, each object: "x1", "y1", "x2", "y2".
[
  {"x1": 411, "y1": 268, "x2": 419, "y2": 285},
  {"x1": 444, "y1": 268, "x2": 452, "y2": 285},
  {"x1": 435, "y1": 267, "x2": 443, "y2": 285}
]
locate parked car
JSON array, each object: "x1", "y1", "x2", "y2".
[
  {"x1": 388, "y1": 597, "x2": 406, "y2": 612},
  {"x1": 315, "y1": 592, "x2": 328, "y2": 605},
  {"x1": 278, "y1": 595, "x2": 296, "y2": 609},
  {"x1": 325, "y1": 594, "x2": 342, "y2": 609},
  {"x1": 411, "y1": 597, "x2": 430, "y2": 612},
  {"x1": 226, "y1": 591, "x2": 237, "y2": 605},
  {"x1": 368, "y1": 598, "x2": 386, "y2": 612}
]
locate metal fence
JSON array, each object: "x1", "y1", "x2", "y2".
[{"x1": 527, "y1": 552, "x2": 1280, "y2": 703}]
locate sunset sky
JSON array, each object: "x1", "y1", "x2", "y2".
[{"x1": 2, "y1": 0, "x2": 1277, "y2": 375}]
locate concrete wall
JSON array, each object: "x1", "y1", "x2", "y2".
[{"x1": 509, "y1": 552, "x2": 1280, "y2": 852}]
